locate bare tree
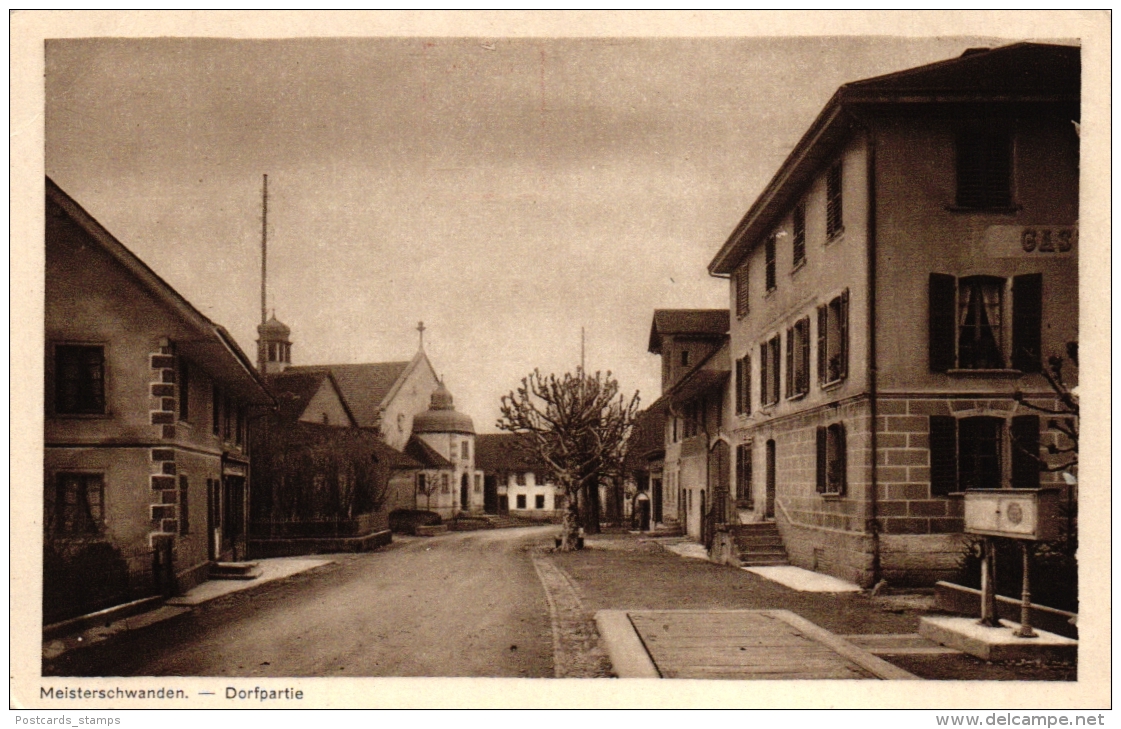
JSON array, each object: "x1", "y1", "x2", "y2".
[
  {"x1": 498, "y1": 368, "x2": 640, "y2": 551},
  {"x1": 1013, "y1": 342, "x2": 1079, "y2": 473}
]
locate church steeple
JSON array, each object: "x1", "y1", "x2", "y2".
[{"x1": 257, "y1": 311, "x2": 292, "y2": 375}]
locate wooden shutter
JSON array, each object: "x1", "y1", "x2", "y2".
[
  {"x1": 736, "y1": 265, "x2": 749, "y2": 318},
  {"x1": 735, "y1": 358, "x2": 744, "y2": 414},
  {"x1": 743, "y1": 354, "x2": 751, "y2": 415},
  {"x1": 1010, "y1": 414, "x2": 1041, "y2": 490},
  {"x1": 816, "y1": 426, "x2": 827, "y2": 493},
  {"x1": 817, "y1": 305, "x2": 827, "y2": 385},
  {"x1": 770, "y1": 338, "x2": 781, "y2": 404},
  {"x1": 929, "y1": 274, "x2": 957, "y2": 372},
  {"x1": 1012, "y1": 273, "x2": 1043, "y2": 373},
  {"x1": 839, "y1": 290, "x2": 849, "y2": 380},
  {"x1": 785, "y1": 328, "x2": 794, "y2": 398},
  {"x1": 759, "y1": 343, "x2": 768, "y2": 406},
  {"x1": 836, "y1": 424, "x2": 847, "y2": 495},
  {"x1": 929, "y1": 416, "x2": 957, "y2": 496}
]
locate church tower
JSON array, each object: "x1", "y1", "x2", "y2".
[{"x1": 257, "y1": 313, "x2": 292, "y2": 375}]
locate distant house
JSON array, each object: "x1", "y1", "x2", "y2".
[
  {"x1": 646, "y1": 309, "x2": 730, "y2": 536},
  {"x1": 44, "y1": 178, "x2": 273, "y2": 623},
  {"x1": 622, "y1": 407, "x2": 667, "y2": 530},
  {"x1": 475, "y1": 433, "x2": 562, "y2": 520}
]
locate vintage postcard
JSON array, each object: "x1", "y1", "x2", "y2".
[{"x1": 10, "y1": 10, "x2": 1111, "y2": 710}]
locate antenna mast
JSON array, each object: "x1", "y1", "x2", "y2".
[{"x1": 260, "y1": 174, "x2": 268, "y2": 327}]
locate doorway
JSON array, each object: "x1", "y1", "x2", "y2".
[
  {"x1": 652, "y1": 476, "x2": 663, "y2": 524},
  {"x1": 460, "y1": 473, "x2": 469, "y2": 510},
  {"x1": 484, "y1": 474, "x2": 498, "y2": 514}
]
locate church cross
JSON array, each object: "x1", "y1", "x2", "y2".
[{"x1": 417, "y1": 321, "x2": 426, "y2": 349}]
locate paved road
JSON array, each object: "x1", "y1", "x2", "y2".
[{"x1": 48, "y1": 526, "x2": 557, "y2": 678}]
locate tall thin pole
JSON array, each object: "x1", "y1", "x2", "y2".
[
  {"x1": 260, "y1": 174, "x2": 268, "y2": 328},
  {"x1": 581, "y1": 327, "x2": 585, "y2": 373}
]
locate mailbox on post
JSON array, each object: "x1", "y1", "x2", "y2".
[
  {"x1": 964, "y1": 488, "x2": 1064, "y2": 541},
  {"x1": 964, "y1": 487, "x2": 1064, "y2": 638}
]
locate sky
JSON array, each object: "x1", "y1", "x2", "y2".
[{"x1": 45, "y1": 35, "x2": 1003, "y2": 432}]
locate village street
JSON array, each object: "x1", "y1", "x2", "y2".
[
  {"x1": 47, "y1": 527, "x2": 557, "y2": 678},
  {"x1": 45, "y1": 527, "x2": 1076, "y2": 682}
]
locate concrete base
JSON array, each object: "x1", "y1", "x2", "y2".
[
  {"x1": 919, "y1": 616, "x2": 1077, "y2": 662},
  {"x1": 745, "y1": 565, "x2": 862, "y2": 593}
]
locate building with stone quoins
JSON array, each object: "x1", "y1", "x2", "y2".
[{"x1": 700, "y1": 43, "x2": 1079, "y2": 587}]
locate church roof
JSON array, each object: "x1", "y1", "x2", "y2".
[
  {"x1": 475, "y1": 433, "x2": 547, "y2": 473},
  {"x1": 286, "y1": 361, "x2": 410, "y2": 428},
  {"x1": 405, "y1": 435, "x2": 453, "y2": 469},
  {"x1": 265, "y1": 369, "x2": 355, "y2": 425},
  {"x1": 286, "y1": 420, "x2": 423, "y2": 470}
]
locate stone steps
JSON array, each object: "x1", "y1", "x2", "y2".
[{"x1": 732, "y1": 522, "x2": 789, "y2": 567}]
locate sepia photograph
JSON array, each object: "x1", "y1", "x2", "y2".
[{"x1": 11, "y1": 10, "x2": 1110, "y2": 711}]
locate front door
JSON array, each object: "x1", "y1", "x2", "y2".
[
  {"x1": 207, "y1": 478, "x2": 220, "y2": 561},
  {"x1": 652, "y1": 477, "x2": 663, "y2": 523},
  {"x1": 460, "y1": 473, "x2": 469, "y2": 510},
  {"x1": 765, "y1": 439, "x2": 776, "y2": 520},
  {"x1": 484, "y1": 475, "x2": 498, "y2": 514},
  {"x1": 222, "y1": 475, "x2": 246, "y2": 560}
]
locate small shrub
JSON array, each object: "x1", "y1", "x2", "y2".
[{"x1": 388, "y1": 509, "x2": 442, "y2": 535}]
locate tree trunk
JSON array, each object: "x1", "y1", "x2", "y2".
[
  {"x1": 559, "y1": 485, "x2": 581, "y2": 551},
  {"x1": 583, "y1": 474, "x2": 601, "y2": 535}
]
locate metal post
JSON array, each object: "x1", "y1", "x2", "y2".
[
  {"x1": 978, "y1": 537, "x2": 999, "y2": 627},
  {"x1": 1014, "y1": 541, "x2": 1037, "y2": 638}
]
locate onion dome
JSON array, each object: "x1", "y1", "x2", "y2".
[
  {"x1": 258, "y1": 314, "x2": 291, "y2": 340},
  {"x1": 411, "y1": 381, "x2": 475, "y2": 435}
]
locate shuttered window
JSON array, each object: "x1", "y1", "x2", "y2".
[
  {"x1": 767, "y1": 336, "x2": 781, "y2": 404},
  {"x1": 929, "y1": 273, "x2": 1042, "y2": 372},
  {"x1": 1010, "y1": 414, "x2": 1041, "y2": 490},
  {"x1": 816, "y1": 423, "x2": 846, "y2": 494},
  {"x1": 735, "y1": 264, "x2": 750, "y2": 318},
  {"x1": 826, "y1": 162, "x2": 843, "y2": 239},
  {"x1": 736, "y1": 443, "x2": 754, "y2": 508},
  {"x1": 792, "y1": 202, "x2": 806, "y2": 269},
  {"x1": 956, "y1": 126, "x2": 1013, "y2": 210},
  {"x1": 818, "y1": 291, "x2": 849, "y2": 385}
]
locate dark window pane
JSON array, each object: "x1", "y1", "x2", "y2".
[
  {"x1": 958, "y1": 417, "x2": 1002, "y2": 490},
  {"x1": 958, "y1": 276, "x2": 1004, "y2": 369},
  {"x1": 55, "y1": 345, "x2": 105, "y2": 414},
  {"x1": 956, "y1": 128, "x2": 1012, "y2": 209}
]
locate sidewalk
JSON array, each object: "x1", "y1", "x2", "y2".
[
  {"x1": 43, "y1": 556, "x2": 333, "y2": 662},
  {"x1": 542, "y1": 533, "x2": 1076, "y2": 681}
]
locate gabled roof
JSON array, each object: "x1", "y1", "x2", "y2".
[
  {"x1": 708, "y1": 42, "x2": 1081, "y2": 275},
  {"x1": 624, "y1": 408, "x2": 667, "y2": 471},
  {"x1": 287, "y1": 360, "x2": 410, "y2": 428},
  {"x1": 474, "y1": 433, "x2": 547, "y2": 473},
  {"x1": 648, "y1": 339, "x2": 730, "y2": 414},
  {"x1": 285, "y1": 420, "x2": 423, "y2": 470},
  {"x1": 266, "y1": 369, "x2": 356, "y2": 425},
  {"x1": 404, "y1": 434, "x2": 453, "y2": 469},
  {"x1": 648, "y1": 309, "x2": 730, "y2": 353},
  {"x1": 46, "y1": 177, "x2": 273, "y2": 406}
]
